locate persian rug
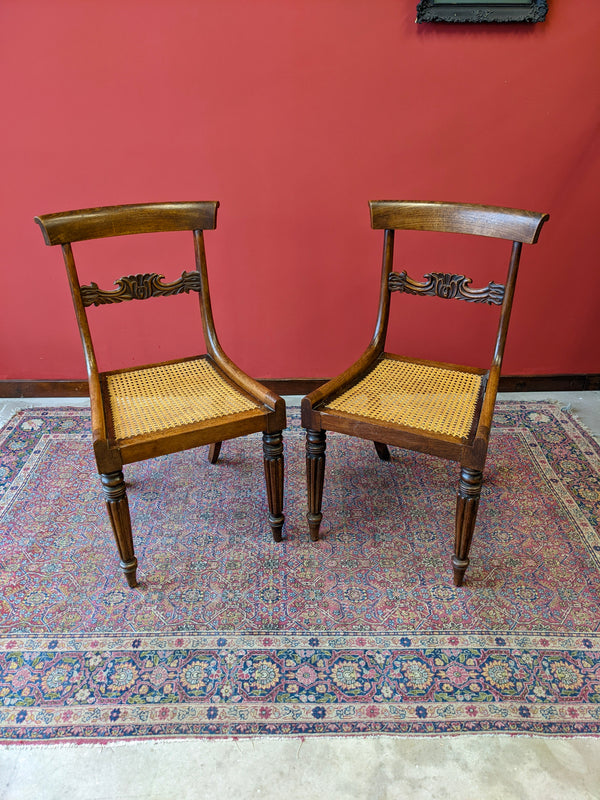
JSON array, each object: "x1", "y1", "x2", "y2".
[{"x1": 0, "y1": 402, "x2": 599, "y2": 742}]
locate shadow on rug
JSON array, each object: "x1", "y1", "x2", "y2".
[{"x1": 0, "y1": 402, "x2": 599, "y2": 741}]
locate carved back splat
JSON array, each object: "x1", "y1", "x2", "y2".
[
  {"x1": 80, "y1": 271, "x2": 202, "y2": 307},
  {"x1": 388, "y1": 271, "x2": 505, "y2": 305}
]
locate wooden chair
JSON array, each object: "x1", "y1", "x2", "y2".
[
  {"x1": 301, "y1": 201, "x2": 549, "y2": 586},
  {"x1": 35, "y1": 202, "x2": 286, "y2": 588}
]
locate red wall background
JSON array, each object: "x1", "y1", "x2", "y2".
[{"x1": 1, "y1": 0, "x2": 599, "y2": 382}]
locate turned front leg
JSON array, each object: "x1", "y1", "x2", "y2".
[
  {"x1": 101, "y1": 470, "x2": 138, "y2": 588},
  {"x1": 452, "y1": 466, "x2": 483, "y2": 587},
  {"x1": 262, "y1": 431, "x2": 285, "y2": 542},
  {"x1": 306, "y1": 429, "x2": 327, "y2": 542}
]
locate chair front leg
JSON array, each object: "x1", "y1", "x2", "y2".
[
  {"x1": 306, "y1": 429, "x2": 327, "y2": 541},
  {"x1": 452, "y1": 466, "x2": 483, "y2": 587},
  {"x1": 101, "y1": 470, "x2": 138, "y2": 588},
  {"x1": 208, "y1": 441, "x2": 222, "y2": 464},
  {"x1": 262, "y1": 431, "x2": 285, "y2": 542}
]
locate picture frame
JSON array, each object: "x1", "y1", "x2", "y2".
[{"x1": 416, "y1": 1, "x2": 548, "y2": 24}]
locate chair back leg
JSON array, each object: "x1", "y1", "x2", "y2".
[
  {"x1": 374, "y1": 441, "x2": 391, "y2": 461},
  {"x1": 208, "y1": 441, "x2": 222, "y2": 464}
]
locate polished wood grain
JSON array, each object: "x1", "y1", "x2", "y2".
[
  {"x1": 34, "y1": 202, "x2": 286, "y2": 587},
  {"x1": 35, "y1": 201, "x2": 218, "y2": 245},
  {"x1": 369, "y1": 201, "x2": 547, "y2": 244},
  {"x1": 302, "y1": 201, "x2": 549, "y2": 586}
]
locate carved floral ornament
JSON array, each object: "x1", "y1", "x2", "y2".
[
  {"x1": 388, "y1": 271, "x2": 505, "y2": 305},
  {"x1": 80, "y1": 271, "x2": 201, "y2": 307}
]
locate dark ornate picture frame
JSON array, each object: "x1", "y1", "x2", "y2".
[{"x1": 416, "y1": 1, "x2": 548, "y2": 23}]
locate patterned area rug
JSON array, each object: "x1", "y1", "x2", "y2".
[{"x1": 0, "y1": 402, "x2": 599, "y2": 742}]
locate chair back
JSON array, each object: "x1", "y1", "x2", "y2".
[
  {"x1": 34, "y1": 201, "x2": 221, "y2": 380},
  {"x1": 367, "y1": 200, "x2": 549, "y2": 370}
]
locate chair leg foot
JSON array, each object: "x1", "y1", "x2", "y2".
[
  {"x1": 453, "y1": 466, "x2": 483, "y2": 587},
  {"x1": 374, "y1": 441, "x2": 391, "y2": 461},
  {"x1": 101, "y1": 470, "x2": 138, "y2": 588},
  {"x1": 121, "y1": 560, "x2": 139, "y2": 588},
  {"x1": 263, "y1": 431, "x2": 285, "y2": 542},
  {"x1": 451, "y1": 556, "x2": 469, "y2": 588},
  {"x1": 208, "y1": 441, "x2": 222, "y2": 464},
  {"x1": 306, "y1": 429, "x2": 326, "y2": 541}
]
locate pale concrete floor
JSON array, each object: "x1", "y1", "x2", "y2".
[{"x1": 0, "y1": 392, "x2": 599, "y2": 800}]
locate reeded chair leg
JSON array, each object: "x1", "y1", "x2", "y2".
[
  {"x1": 262, "y1": 431, "x2": 285, "y2": 542},
  {"x1": 306, "y1": 429, "x2": 327, "y2": 541},
  {"x1": 452, "y1": 466, "x2": 483, "y2": 587},
  {"x1": 374, "y1": 441, "x2": 391, "y2": 461},
  {"x1": 208, "y1": 441, "x2": 222, "y2": 464},
  {"x1": 101, "y1": 470, "x2": 138, "y2": 588}
]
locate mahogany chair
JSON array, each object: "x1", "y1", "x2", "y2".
[
  {"x1": 301, "y1": 201, "x2": 549, "y2": 586},
  {"x1": 35, "y1": 202, "x2": 286, "y2": 588}
]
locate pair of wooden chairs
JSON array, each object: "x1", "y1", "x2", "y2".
[{"x1": 35, "y1": 201, "x2": 548, "y2": 588}]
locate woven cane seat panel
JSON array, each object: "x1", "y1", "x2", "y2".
[
  {"x1": 325, "y1": 358, "x2": 483, "y2": 440},
  {"x1": 105, "y1": 358, "x2": 263, "y2": 440}
]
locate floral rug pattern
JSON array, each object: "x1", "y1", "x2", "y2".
[{"x1": 0, "y1": 403, "x2": 599, "y2": 741}]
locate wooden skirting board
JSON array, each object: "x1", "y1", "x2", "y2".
[{"x1": 1, "y1": 375, "x2": 599, "y2": 398}]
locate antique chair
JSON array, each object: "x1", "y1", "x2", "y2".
[
  {"x1": 301, "y1": 201, "x2": 548, "y2": 586},
  {"x1": 35, "y1": 202, "x2": 286, "y2": 588}
]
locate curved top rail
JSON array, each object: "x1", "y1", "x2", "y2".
[
  {"x1": 35, "y1": 201, "x2": 219, "y2": 245},
  {"x1": 369, "y1": 201, "x2": 548, "y2": 244}
]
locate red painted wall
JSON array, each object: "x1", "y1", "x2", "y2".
[{"x1": 1, "y1": 0, "x2": 599, "y2": 381}]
